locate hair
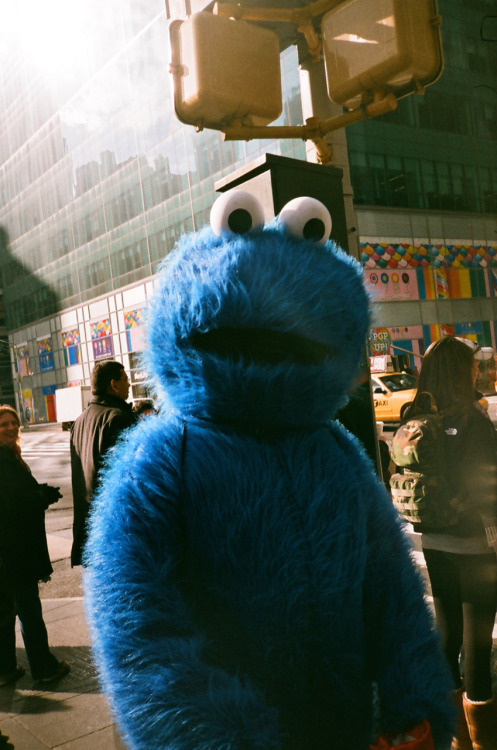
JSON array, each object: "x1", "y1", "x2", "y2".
[
  {"x1": 132, "y1": 399, "x2": 156, "y2": 418},
  {"x1": 0, "y1": 404, "x2": 21, "y2": 425},
  {"x1": 412, "y1": 336, "x2": 475, "y2": 415},
  {"x1": 0, "y1": 404, "x2": 22, "y2": 453},
  {"x1": 91, "y1": 360, "x2": 125, "y2": 396}
]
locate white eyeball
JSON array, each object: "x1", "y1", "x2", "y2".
[
  {"x1": 277, "y1": 197, "x2": 332, "y2": 246},
  {"x1": 210, "y1": 190, "x2": 265, "y2": 237}
]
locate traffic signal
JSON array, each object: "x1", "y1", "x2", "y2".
[
  {"x1": 169, "y1": 11, "x2": 282, "y2": 130},
  {"x1": 321, "y1": 0, "x2": 444, "y2": 108}
]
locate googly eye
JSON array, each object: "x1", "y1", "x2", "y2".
[
  {"x1": 210, "y1": 190, "x2": 265, "y2": 237},
  {"x1": 278, "y1": 197, "x2": 332, "y2": 246}
]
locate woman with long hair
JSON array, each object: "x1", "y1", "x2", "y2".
[
  {"x1": 0, "y1": 404, "x2": 70, "y2": 685},
  {"x1": 409, "y1": 337, "x2": 497, "y2": 750}
]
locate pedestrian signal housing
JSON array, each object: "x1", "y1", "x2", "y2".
[
  {"x1": 169, "y1": 12, "x2": 282, "y2": 130},
  {"x1": 322, "y1": 0, "x2": 444, "y2": 108}
]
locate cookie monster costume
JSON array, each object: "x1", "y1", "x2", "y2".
[{"x1": 84, "y1": 192, "x2": 454, "y2": 750}]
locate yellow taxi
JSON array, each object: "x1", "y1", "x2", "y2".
[{"x1": 371, "y1": 371, "x2": 417, "y2": 423}]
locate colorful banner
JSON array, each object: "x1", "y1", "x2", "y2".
[
  {"x1": 389, "y1": 326, "x2": 424, "y2": 341},
  {"x1": 91, "y1": 318, "x2": 114, "y2": 360},
  {"x1": 361, "y1": 242, "x2": 497, "y2": 270},
  {"x1": 454, "y1": 321, "x2": 483, "y2": 335},
  {"x1": 61, "y1": 329, "x2": 81, "y2": 366},
  {"x1": 21, "y1": 388, "x2": 33, "y2": 423},
  {"x1": 488, "y1": 268, "x2": 497, "y2": 296},
  {"x1": 369, "y1": 328, "x2": 392, "y2": 355},
  {"x1": 435, "y1": 268, "x2": 449, "y2": 299},
  {"x1": 42, "y1": 384, "x2": 57, "y2": 422},
  {"x1": 364, "y1": 269, "x2": 419, "y2": 301},
  {"x1": 366, "y1": 265, "x2": 487, "y2": 303},
  {"x1": 15, "y1": 343, "x2": 30, "y2": 377},
  {"x1": 124, "y1": 308, "x2": 146, "y2": 352},
  {"x1": 37, "y1": 335, "x2": 55, "y2": 372}
]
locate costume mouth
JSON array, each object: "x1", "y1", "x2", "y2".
[{"x1": 190, "y1": 327, "x2": 333, "y2": 366}]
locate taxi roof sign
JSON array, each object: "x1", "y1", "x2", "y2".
[{"x1": 370, "y1": 355, "x2": 394, "y2": 373}]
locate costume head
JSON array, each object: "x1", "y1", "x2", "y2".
[{"x1": 145, "y1": 192, "x2": 370, "y2": 426}]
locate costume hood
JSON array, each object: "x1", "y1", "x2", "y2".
[{"x1": 145, "y1": 193, "x2": 370, "y2": 426}]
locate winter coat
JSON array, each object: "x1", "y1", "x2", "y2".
[
  {"x1": 0, "y1": 445, "x2": 53, "y2": 585},
  {"x1": 70, "y1": 394, "x2": 135, "y2": 566},
  {"x1": 441, "y1": 405, "x2": 497, "y2": 538}
]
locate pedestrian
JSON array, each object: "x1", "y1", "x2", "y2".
[
  {"x1": 0, "y1": 404, "x2": 70, "y2": 685},
  {"x1": 70, "y1": 360, "x2": 135, "y2": 567},
  {"x1": 0, "y1": 728, "x2": 14, "y2": 749},
  {"x1": 407, "y1": 337, "x2": 497, "y2": 750}
]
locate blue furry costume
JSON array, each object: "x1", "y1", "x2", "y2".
[{"x1": 84, "y1": 193, "x2": 454, "y2": 750}]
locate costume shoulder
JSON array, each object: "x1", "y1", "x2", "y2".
[
  {"x1": 86, "y1": 415, "x2": 184, "y2": 565},
  {"x1": 85, "y1": 415, "x2": 281, "y2": 750}
]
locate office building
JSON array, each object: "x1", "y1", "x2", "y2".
[
  {"x1": 0, "y1": 0, "x2": 304, "y2": 419},
  {"x1": 0, "y1": 0, "x2": 496, "y2": 420}
]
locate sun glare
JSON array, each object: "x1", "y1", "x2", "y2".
[{"x1": 5, "y1": 0, "x2": 88, "y2": 75}]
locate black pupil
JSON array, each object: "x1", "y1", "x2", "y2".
[
  {"x1": 228, "y1": 208, "x2": 253, "y2": 234},
  {"x1": 303, "y1": 218, "x2": 325, "y2": 241}
]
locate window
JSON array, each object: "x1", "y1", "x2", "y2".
[
  {"x1": 420, "y1": 160, "x2": 438, "y2": 209},
  {"x1": 386, "y1": 156, "x2": 408, "y2": 207}
]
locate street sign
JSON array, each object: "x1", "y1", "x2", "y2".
[{"x1": 370, "y1": 327, "x2": 392, "y2": 355}]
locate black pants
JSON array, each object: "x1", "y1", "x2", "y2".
[
  {"x1": 423, "y1": 548, "x2": 497, "y2": 700},
  {"x1": 0, "y1": 563, "x2": 58, "y2": 680}
]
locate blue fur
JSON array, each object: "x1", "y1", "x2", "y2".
[
  {"x1": 144, "y1": 224, "x2": 369, "y2": 424},
  {"x1": 85, "y1": 218, "x2": 454, "y2": 749}
]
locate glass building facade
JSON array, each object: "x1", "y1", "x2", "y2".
[
  {"x1": 0, "y1": 0, "x2": 496, "y2": 419},
  {"x1": 0, "y1": 0, "x2": 304, "y2": 417},
  {"x1": 348, "y1": 0, "x2": 497, "y2": 214},
  {"x1": 347, "y1": 0, "x2": 497, "y2": 373}
]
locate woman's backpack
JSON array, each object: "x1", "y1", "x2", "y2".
[{"x1": 389, "y1": 393, "x2": 469, "y2": 531}]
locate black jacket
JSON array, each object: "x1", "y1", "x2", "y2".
[
  {"x1": 70, "y1": 394, "x2": 135, "y2": 565},
  {"x1": 442, "y1": 405, "x2": 497, "y2": 537},
  {"x1": 0, "y1": 445, "x2": 53, "y2": 585}
]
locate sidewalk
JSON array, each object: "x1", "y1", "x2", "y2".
[
  {"x1": 0, "y1": 599, "x2": 119, "y2": 750},
  {"x1": 1, "y1": 525, "x2": 495, "y2": 748},
  {"x1": 0, "y1": 527, "x2": 122, "y2": 749}
]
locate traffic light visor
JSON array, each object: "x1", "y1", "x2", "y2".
[{"x1": 322, "y1": 0, "x2": 444, "y2": 108}]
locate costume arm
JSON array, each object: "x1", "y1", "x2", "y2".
[
  {"x1": 84, "y1": 421, "x2": 281, "y2": 750},
  {"x1": 362, "y1": 476, "x2": 454, "y2": 747}
]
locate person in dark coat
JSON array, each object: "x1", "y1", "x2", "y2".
[
  {"x1": 0, "y1": 404, "x2": 70, "y2": 685},
  {"x1": 70, "y1": 360, "x2": 135, "y2": 566},
  {"x1": 405, "y1": 337, "x2": 497, "y2": 749}
]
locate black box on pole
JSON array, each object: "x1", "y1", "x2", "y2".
[
  {"x1": 215, "y1": 153, "x2": 349, "y2": 252},
  {"x1": 215, "y1": 153, "x2": 382, "y2": 479}
]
